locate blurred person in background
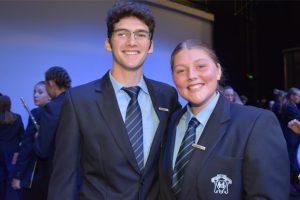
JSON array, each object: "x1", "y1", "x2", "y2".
[
  {"x1": 32, "y1": 66, "x2": 71, "y2": 197},
  {"x1": 271, "y1": 88, "x2": 287, "y2": 126},
  {"x1": 34, "y1": 66, "x2": 71, "y2": 161},
  {"x1": 281, "y1": 87, "x2": 300, "y2": 199},
  {"x1": 12, "y1": 81, "x2": 51, "y2": 200},
  {"x1": 223, "y1": 85, "x2": 243, "y2": 104},
  {"x1": 0, "y1": 95, "x2": 24, "y2": 200}
]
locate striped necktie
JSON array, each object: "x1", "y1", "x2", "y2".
[
  {"x1": 172, "y1": 117, "x2": 200, "y2": 195},
  {"x1": 122, "y1": 86, "x2": 144, "y2": 171}
]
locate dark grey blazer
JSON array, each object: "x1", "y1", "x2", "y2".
[
  {"x1": 159, "y1": 95, "x2": 290, "y2": 200},
  {"x1": 48, "y1": 71, "x2": 181, "y2": 200}
]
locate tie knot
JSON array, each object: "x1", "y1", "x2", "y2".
[
  {"x1": 188, "y1": 117, "x2": 200, "y2": 129},
  {"x1": 122, "y1": 86, "x2": 140, "y2": 100}
]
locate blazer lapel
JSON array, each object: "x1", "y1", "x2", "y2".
[
  {"x1": 94, "y1": 72, "x2": 140, "y2": 172},
  {"x1": 142, "y1": 77, "x2": 177, "y2": 172},
  {"x1": 142, "y1": 78, "x2": 163, "y2": 170},
  {"x1": 166, "y1": 108, "x2": 187, "y2": 197},
  {"x1": 179, "y1": 95, "x2": 231, "y2": 199}
]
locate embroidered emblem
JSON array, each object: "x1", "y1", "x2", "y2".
[{"x1": 211, "y1": 174, "x2": 232, "y2": 194}]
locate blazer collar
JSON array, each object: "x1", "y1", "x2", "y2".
[{"x1": 165, "y1": 107, "x2": 187, "y2": 194}]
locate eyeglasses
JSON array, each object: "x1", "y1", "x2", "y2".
[{"x1": 113, "y1": 29, "x2": 151, "y2": 41}]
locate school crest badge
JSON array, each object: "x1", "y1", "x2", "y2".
[{"x1": 211, "y1": 174, "x2": 232, "y2": 194}]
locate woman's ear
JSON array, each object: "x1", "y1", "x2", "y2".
[{"x1": 217, "y1": 63, "x2": 222, "y2": 81}]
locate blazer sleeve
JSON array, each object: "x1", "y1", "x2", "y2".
[
  {"x1": 243, "y1": 110, "x2": 290, "y2": 199},
  {"x1": 13, "y1": 109, "x2": 40, "y2": 183},
  {"x1": 12, "y1": 115, "x2": 25, "y2": 153},
  {"x1": 286, "y1": 103, "x2": 300, "y2": 122},
  {"x1": 48, "y1": 91, "x2": 80, "y2": 200}
]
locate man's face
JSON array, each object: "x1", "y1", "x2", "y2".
[{"x1": 105, "y1": 16, "x2": 153, "y2": 72}]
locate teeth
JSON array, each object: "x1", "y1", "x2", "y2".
[
  {"x1": 188, "y1": 84, "x2": 202, "y2": 90},
  {"x1": 125, "y1": 51, "x2": 138, "y2": 55}
]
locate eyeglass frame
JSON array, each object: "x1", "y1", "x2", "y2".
[{"x1": 112, "y1": 29, "x2": 151, "y2": 41}]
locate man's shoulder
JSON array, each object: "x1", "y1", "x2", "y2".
[
  {"x1": 145, "y1": 77, "x2": 175, "y2": 91},
  {"x1": 69, "y1": 79, "x2": 101, "y2": 95}
]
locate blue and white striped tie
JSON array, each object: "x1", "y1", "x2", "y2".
[
  {"x1": 123, "y1": 86, "x2": 144, "y2": 171},
  {"x1": 172, "y1": 117, "x2": 200, "y2": 195}
]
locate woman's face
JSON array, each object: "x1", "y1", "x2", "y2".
[
  {"x1": 33, "y1": 84, "x2": 50, "y2": 106},
  {"x1": 172, "y1": 48, "x2": 221, "y2": 114}
]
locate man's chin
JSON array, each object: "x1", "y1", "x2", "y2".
[{"x1": 124, "y1": 65, "x2": 143, "y2": 71}]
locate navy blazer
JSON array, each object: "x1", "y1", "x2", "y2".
[
  {"x1": 34, "y1": 92, "x2": 66, "y2": 160},
  {"x1": 48, "y1": 72, "x2": 181, "y2": 200},
  {"x1": 13, "y1": 107, "x2": 48, "y2": 188},
  {"x1": 281, "y1": 101, "x2": 300, "y2": 190},
  {"x1": 160, "y1": 95, "x2": 290, "y2": 200},
  {"x1": 0, "y1": 114, "x2": 24, "y2": 156},
  {"x1": 0, "y1": 114, "x2": 24, "y2": 181}
]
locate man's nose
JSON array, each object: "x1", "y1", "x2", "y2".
[{"x1": 127, "y1": 33, "x2": 138, "y2": 45}]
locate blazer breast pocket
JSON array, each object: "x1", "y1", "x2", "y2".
[{"x1": 196, "y1": 155, "x2": 244, "y2": 200}]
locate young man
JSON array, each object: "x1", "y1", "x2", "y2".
[{"x1": 47, "y1": 1, "x2": 180, "y2": 200}]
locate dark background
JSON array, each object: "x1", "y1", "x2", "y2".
[{"x1": 173, "y1": 0, "x2": 300, "y2": 105}]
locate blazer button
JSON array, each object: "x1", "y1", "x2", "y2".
[{"x1": 140, "y1": 178, "x2": 145, "y2": 186}]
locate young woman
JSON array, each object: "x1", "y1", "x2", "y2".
[
  {"x1": 12, "y1": 81, "x2": 50, "y2": 200},
  {"x1": 159, "y1": 39, "x2": 290, "y2": 200},
  {"x1": 0, "y1": 95, "x2": 24, "y2": 200}
]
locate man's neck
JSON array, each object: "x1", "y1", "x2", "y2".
[
  {"x1": 111, "y1": 68, "x2": 143, "y2": 87},
  {"x1": 53, "y1": 88, "x2": 66, "y2": 98}
]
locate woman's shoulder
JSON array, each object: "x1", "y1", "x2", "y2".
[{"x1": 231, "y1": 103, "x2": 275, "y2": 120}]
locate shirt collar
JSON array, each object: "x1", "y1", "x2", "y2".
[
  {"x1": 109, "y1": 70, "x2": 149, "y2": 95},
  {"x1": 185, "y1": 92, "x2": 220, "y2": 127}
]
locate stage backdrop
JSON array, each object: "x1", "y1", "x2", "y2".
[{"x1": 0, "y1": 0, "x2": 213, "y2": 125}]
